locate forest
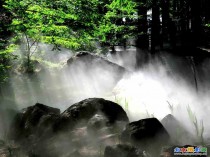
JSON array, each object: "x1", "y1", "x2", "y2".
[
  {"x1": 1, "y1": 0, "x2": 210, "y2": 74},
  {"x1": 0, "y1": 0, "x2": 210, "y2": 156}
]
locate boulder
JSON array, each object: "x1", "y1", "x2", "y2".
[
  {"x1": 56, "y1": 98, "x2": 129, "y2": 132},
  {"x1": 161, "y1": 114, "x2": 195, "y2": 144},
  {"x1": 121, "y1": 118, "x2": 170, "y2": 155},
  {"x1": 10, "y1": 103, "x2": 60, "y2": 141},
  {"x1": 0, "y1": 140, "x2": 23, "y2": 157},
  {"x1": 67, "y1": 51, "x2": 127, "y2": 75},
  {"x1": 87, "y1": 114, "x2": 109, "y2": 131},
  {"x1": 66, "y1": 52, "x2": 129, "y2": 94},
  {"x1": 104, "y1": 144, "x2": 145, "y2": 157},
  {"x1": 9, "y1": 98, "x2": 129, "y2": 157}
]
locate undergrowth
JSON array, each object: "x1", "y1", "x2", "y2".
[
  {"x1": 114, "y1": 96, "x2": 206, "y2": 145},
  {"x1": 187, "y1": 105, "x2": 205, "y2": 144}
]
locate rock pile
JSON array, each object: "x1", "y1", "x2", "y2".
[{"x1": 7, "y1": 98, "x2": 196, "y2": 157}]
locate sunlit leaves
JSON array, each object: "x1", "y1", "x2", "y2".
[
  {"x1": 4, "y1": 0, "x2": 138, "y2": 50},
  {"x1": 108, "y1": 0, "x2": 137, "y2": 15},
  {"x1": 42, "y1": 36, "x2": 80, "y2": 49},
  {"x1": 0, "y1": 44, "x2": 17, "y2": 83},
  {"x1": 0, "y1": 44, "x2": 18, "y2": 55},
  {"x1": 96, "y1": 0, "x2": 137, "y2": 45},
  {"x1": 4, "y1": 0, "x2": 80, "y2": 49}
]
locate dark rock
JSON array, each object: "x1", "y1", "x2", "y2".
[
  {"x1": 37, "y1": 114, "x2": 60, "y2": 138},
  {"x1": 66, "y1": 52, "x2": 128, "y2": 94},
  {"x1": 87, "y1": 114, "x2": 108, "y2": 130},
  {"x1": 0, "y1": 140, "x2": 23, "y2": 157},
  {"x1": 0, "y1": 140, "x2": 5, "y2": 147},
  {"x1": 56, "y1": 98, "x2": 129, "y2": 132},
  {"x1": 10, "y1": 103, "x2": 60, "y2": 141},
  {"x1": 9, "y1": 99, "x2": 129, "y2": 157},
  {"x1": 161, "y1": 114, "x2": 195, "y2": 144},
  {"x1": 8, "y1": 103, "x2": 61, "y2": 156},
  {"x1": 67, "y1": 51, "x2": 126, "y2": 74},
  {"x1": 104, "y1": 144, "x2": 145, "y2": 157},
  {"x1": 121, "y1": 118, "x2": 170, "y2": 155},
  {"x1": 68, "y1": 150, "x2": 82, "y2": 157}
]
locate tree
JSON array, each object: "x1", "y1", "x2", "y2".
[
  {"x1": 3, "y1": 0, "x2": 137, "y2": 66},
  {"x1": 95, "y1": 0, "x2": 137, "y2": 52},
  {"x1": 4, "y1": 0, "x2": 81, "y2": 71},
  {"x1": 135, "y1": 0, "x2": 148, "y2": 50},
  {"x1": 151, "y1": 0, "x2": 160, "y2": 53},
  {"x1": 0, "y1": 0, "x2": 13, "y2": 83}
]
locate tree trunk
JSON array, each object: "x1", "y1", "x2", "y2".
[
  {"x1": 161, "y1": 0, "x2": 170, "y2": 47},
  {"x1": 135, "y1": 0, "x2": 149, "y2": 68},
  {"x1": 205, "y1": 0, "x2": 210, "y2": 23},
  {"x1": 190, "y1": 0, "x2": 202, "y2": 46},
  {"x1": 173, "y1": 0, "x2": 177, "y2": 17},
  {"x1": 151, "y1": 0, "x2": 160, "y2": 53},
  {"x1": 136, "y1": 0, "x2": 148, "y2": 49}
]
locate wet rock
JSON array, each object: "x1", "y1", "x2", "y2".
[
  {"x1": 87, "y1": 114, "x2": 109, "y2": 133},
  {"x1": 68, "y1": 150, "x2": 82, "y2": 157},
  {"x1": 8, "y1": 103, "x2": 61, "y2": 157},
  {"x1": 161, "y1": 114, "x2": 195, "y2": 144},
  {"x1": 0, "y1": 140, "x2": 23, "y2": 157},
  {"x1": 121, "y1": 118, "x2": 170, "y2": 155},
  {"x1": 37, "y1": 113, "x2": 60, "y2": 138},
  {"x1": 56, "y1": 98, "x2": 129, "y2": 132},
  {"x1": 9, "y1": 98, "x2": 129, "y2": 157},
  {"x1": 104, "y1": 144, "x2": 145, "y2": 157},
  {"x1": 10, "y1": 103, "x2": 60, "y2": 141}
]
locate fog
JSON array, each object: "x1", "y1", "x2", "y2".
[{"x1": 1, "y1": 44, "x2": 210, "y2": 144}]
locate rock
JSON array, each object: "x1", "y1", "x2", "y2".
[
  {"x1": 9, "y1": 99, "x2": 129, "y2": 157},
  {"x1": 68, "y1": 150, "x2": 82, "y2": 157},
  {"x1": 161, "y1": 114, "x2": 195, "y2": 144},
  {"x1": 8, "y1": 103, "x2": 61, "y2": 157},
  {"x1": 0, "y1": 140, "x2": 23, "y2": 157},
  {"x1": 121, "y1": 118, "x2": 170, "y2": 155},
  {"x1": 87, "y1": 114, "x2": 109, "y2": 131},
  {"x1": 56, "y1": 98, "x2": 129, "y2": 132},
  {"x1": 10, "y1": 103, "x2": 60, "y2": 141},
  {"x1": 67, "y1": 51, "x2": 126, "y2": 75},
  {"x1": 37, "y1": 113, "x2": 60, "y2": 138},
  {"x1": 66, "y1": 52, "x2": 128, "y2": 95},
  {"x1": 52, "y1": 98, "x2": 129, "y2": 156},
  {"x1": 104, "y1": 144, "x2": 145, "y2": 157}
]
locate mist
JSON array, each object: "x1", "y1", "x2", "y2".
[{"x1": 1, "y1": 44, "x2": 210, "y2": 145}]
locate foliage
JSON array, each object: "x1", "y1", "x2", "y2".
[
  {"x1": 145, "y1": 109, "x2": 154, "y2": 118},
  {"x1": 167, "y1": 101, "x2": 174, "y2": 114},
  {"x1": 0, "y1": 44, "x2": 18, "y2": 83},
  {"x1": 2, "y1": 0, "x2": 138, "y2": 72},
  {"x1": 187, "y1": 105, "x2": 204, "y2": 144},
  {"x1": 96, "y1": 0, "x2": 137, "y2": 46},
  {"x1": 205, "y1": 24, "x2": 210, "y2": 27},
  {"x1": 114, "y1": 96, "x2": 129, "y2": 112},
  {"x1": 4, "y1": 0, "x2": 137, "y2": 49},
  {"x1": 4, "y1": 0, "x2": 78, "y2": 48},
  {"x1": 0, "y1": 3, "x2": 13, "y2": 82}
]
